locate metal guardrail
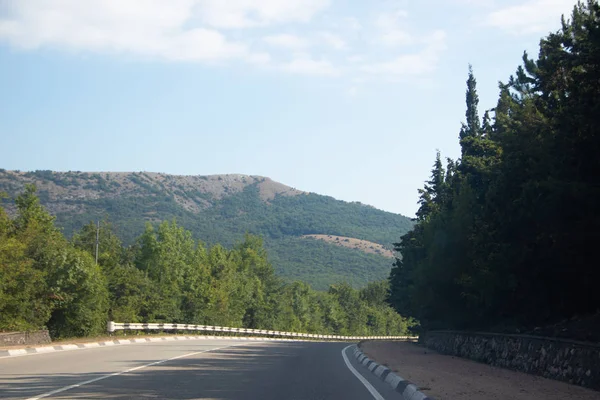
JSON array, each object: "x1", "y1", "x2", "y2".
[{"x1": 107, "y1": 321, "x2": 415, "y2": 341}]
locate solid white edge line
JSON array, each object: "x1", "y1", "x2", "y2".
[
  {"x1": 341, "y1": 345, "x2": 385, "y2": 400},
  {"x1": 24, "y1": 343, "x2": 247, "y2": 400},
  {"x1": 2, "y1": 336, "x2": 296, "y2": 361}
]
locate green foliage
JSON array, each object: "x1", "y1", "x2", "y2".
[
  {"x1": 0, "y1": 189, "x2": 412, "y2": 338},
  {"x1": 267, "y1": 237, "x2": 394, "y2": 290},
  {"x1": 45, "y1": 247, "x2": 109, "y2": 338},
  {"x1": 0, "y1": 186, "x2": 108, "y2": 336},
  {"x1": 390, "y1": 1, "x2": 600, "y2": 333},
  {"x1": 0, "y1": 170, "x2": 413, "y2": 289},
  {"x1": 0, "y1": 217, "x2": 48, "y2": 331}
]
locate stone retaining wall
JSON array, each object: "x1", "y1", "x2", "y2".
[
  {"x1": 0, "y1": 330, "x2": 51, "y2": 347},
  {"x1": 423, "y1": 330, "x2": 600, "y2": 391}
]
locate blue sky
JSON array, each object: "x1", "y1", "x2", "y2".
[{"x1": 0, "y1": 0, "x2": 579, "y2": 217}]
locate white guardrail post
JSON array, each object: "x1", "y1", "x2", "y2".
[{"x1": 106, "y1": 321, "x2": 417, "y2": 341}]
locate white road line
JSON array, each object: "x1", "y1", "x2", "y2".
[
  {"x1": 342, "y1": 345, "x2": 385, "y2": 400},
  {"x1": 25, "y1": 344, "x2": 246, "y2": 400},
  {"x1": 0, "y1": 336, "x2": 265, "y2": 360}
]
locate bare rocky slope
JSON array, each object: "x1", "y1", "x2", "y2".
[{"x1": 0, "y1": 169, "x2": 414, "y2": 289}]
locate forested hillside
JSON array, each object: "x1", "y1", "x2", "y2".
[
  {"x1": 0, "y1": 186, "x2": 414, "y2": 338},
  {"x1": 390, "y1": 0, "x2": 600, "y2": 340},
  {"x1": 0, "y1": 171, "x2": 414, "y2": 289}
]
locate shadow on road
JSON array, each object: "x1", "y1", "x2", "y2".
[{"x1": 1, "y1": 342, "x2": 334, "y2": 400}]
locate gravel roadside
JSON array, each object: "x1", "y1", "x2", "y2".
[{"x1": 360, "y1": 340, "x2": 600, "y2": 400}]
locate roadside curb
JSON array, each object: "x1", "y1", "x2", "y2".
[
  {"x1": 0, "y1": 335, "x2": 309, "y2": 359},
  {"x1": 352, "y1": 345, "x2": 434, "y2": 400}
]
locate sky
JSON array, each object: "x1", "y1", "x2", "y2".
[{"x1": 0, "y1": 0, "x2": 580, "y2": 217}]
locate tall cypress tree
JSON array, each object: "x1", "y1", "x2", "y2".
[{"x1": 459, "y1": 65, "x2": 481, "y2": 156}]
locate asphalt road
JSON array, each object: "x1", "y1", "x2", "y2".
[{"x1": 0, "y1": 339, "x2": 404, "y2": 399}]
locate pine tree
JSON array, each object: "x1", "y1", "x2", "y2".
[{"x1": 459, "y1": 65, "x2": 481, "y2": 154}]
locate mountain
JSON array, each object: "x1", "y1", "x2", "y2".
[{"x1": 0, "y1": 169, "x2": 414, "y2": 289}]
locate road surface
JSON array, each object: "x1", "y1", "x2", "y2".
[{"x1": 0, "y1": 338, "x2": 403, "y2": 399}]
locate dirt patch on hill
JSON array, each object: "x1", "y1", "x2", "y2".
[{"x1": 302, "y1": 235, "x2": 394, "y2": 258}]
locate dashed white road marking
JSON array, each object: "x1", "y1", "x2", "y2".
[
  {"x1": 342, "y1": 345, "x2": 385, "y2": 400},
  {"x1": 25, "y1": 344, "x2": 247, "y2": 400}
]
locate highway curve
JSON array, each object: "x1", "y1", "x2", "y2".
[{"x1": 0, "y1": 338, "x2": 405, "y2": 399}]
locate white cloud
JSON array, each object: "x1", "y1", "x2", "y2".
[
  {"x1": 263, "y1": 34, "x2": 309, "y2": 50},
  {"x1": 246, "y1": 52, "x2": 272, "y2": 66},
  {"x1": 361, "y1": 30, "x2": 446, "y2": 78},
  {"x1": 318, "y1": 32, "x2": 347, "y2": 50},
  {"x1": 380, "y1": 29, "x2": 413, "y2": 47},
  {"x1": 0, "y1": 0, "x2": 254, "y2": 61},
  {"x1": 282, "y1": 56, "x2": 339, "y2": 76},
  {"x1": 263, "y1": 32, "x2": 346, "y2": 52},
  {"x1": 346, "y1": 86, "x2": 358, "y2": 97},
  {"x1": 374, "y1": 10, "x2": 413, "y2": 46},
  {"x1": 0, "y1": 0, "x2": 449, "y2": 82},
  {"x1": 347, "y1": 55, "x2": 365, "y2": 63},
  {"x1": 362, "y1": 53, "x2": 431, "y2": 77},
  {"x1": 450, "y1": 0, "x2": 495, "y2": 6},
  {"x1": 485, "y1": 0, "x2": 577, "y2": 35},
  {"x1": 163, "y1": 29, "x2": 248, "y2": 62},
  {"x1": 0, "y1": 0, "x2": 333, "y2": 63},
  {"x1": 196, "y1": 0, "x2": 332, "y2": 29},
  {"x1": 341, "y1": 17, "x2": 363, "y2": 31}
]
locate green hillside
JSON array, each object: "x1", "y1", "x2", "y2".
[{"x1": 0, "y1": 170, "x2": 414, "y2": 290}]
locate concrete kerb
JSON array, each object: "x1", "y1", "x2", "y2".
[
  {"x1": 0, "y1": 335, "x2": 319, "y2": 360},
  {"x1": 352, "y1": 344, "x2": 434, "y2": 400}
]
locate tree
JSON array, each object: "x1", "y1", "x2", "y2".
[
  {"x1": 390, "y1": 0, "x2": 600, "y2": 332},
  {"x1": 72, "y1": 220, "x2": 124, "y2": 269},
  {"x1": 459, "y1": 65, "x2": 481, "y2": 154},
  {"x1": 416, "y1": 152, "x2": 446, "y2": 221},
  {"x1": 0, "y1": 201, "x2": 49, "y2": 331},
  {"x1": 1, "y1": 188, "x2": 413, "y2": 338},
  {"x1": 0, "y1": 187, "x2": 109, "y2": 337},
  {"x1": 45, "y1": 247, "x2": 109, "y2": 338}
]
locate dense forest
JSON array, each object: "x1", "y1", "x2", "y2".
[
  {"x1": 0, "y1": 172, "x2": 414, "y2": 289},
  {"x1": 0, "y1": 186, "x2": 414, "y2": 338},
  {"x1": 389, "y1": 1, "x2": 600, "y2": 338}
]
